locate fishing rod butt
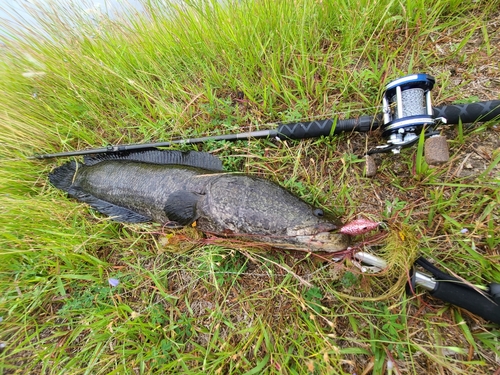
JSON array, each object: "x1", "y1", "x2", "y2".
[{"x1": 426, "y1": 281, "x2": 500, "y2": 325}]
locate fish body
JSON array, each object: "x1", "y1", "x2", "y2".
[{"x1": 49, "y1": 150, "x2": 350, "y2": 252}]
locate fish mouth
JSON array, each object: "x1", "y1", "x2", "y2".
[
  {"x1": 274, "y1": 229, "x2": 349, "y2": 253},
  {"x1": 277, "y1": 222, "x2": 350, "y2": 252},
  {"x1": 216, "y1": 223, "x2": 351, "y2": 253},
  {"x1": 222, "y1": 228, "x2": 351, "y2": 253},
  {"x1": 289, "y1": 222, "x2": 338, "y2": 237},
  {"x1": 300, "y1": 230, "x2": 351, "y2": 252}
]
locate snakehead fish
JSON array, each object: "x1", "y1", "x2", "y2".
[{"x1": 49, "y1": 150, "x2": 352, "y2": 252}]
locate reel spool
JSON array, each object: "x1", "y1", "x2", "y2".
[{"x1": 365, "y1": 74, "x2": 449, "y2": 176}]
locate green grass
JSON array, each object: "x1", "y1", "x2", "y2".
[{"x1": 1, "y1": 0, "x2": 500, "y2": 374}]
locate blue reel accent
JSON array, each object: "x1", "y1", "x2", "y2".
[{"x1": 385, "y1": 74, "x2": 435, "y2": 98}]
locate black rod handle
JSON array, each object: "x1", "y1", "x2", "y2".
[
  {"x1": 413, "y1": 257, "x2": 500, "y2": 324},
  {"x1": 434, "y1": 100, "x2": 500, "y2": 124},
  {"x1": 276, "y1": 115, "x2": 378, "y2": 139},
  {"x1": 429, "y1": 281, "x2": 500, "y2": 324}
]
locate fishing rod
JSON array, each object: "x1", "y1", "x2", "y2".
[
  {"x1": 32, "y1": 74, "x2": 500, "y2": 165},
  {"x1": 354, "y1": 252, "x2": 500, "y2": 324}
]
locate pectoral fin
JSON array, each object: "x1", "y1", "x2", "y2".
[{"x1": 163, "y1": 191, "x2": 201, "y2": 226}]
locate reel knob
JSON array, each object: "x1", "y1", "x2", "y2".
[
  {"x1": 424, "y1": 135, "x2": 450, "y2": 165},
  {"x1": 363, "y1": 154, "x2": 377, "y2": 177}
]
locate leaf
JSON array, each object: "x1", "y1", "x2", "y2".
[
  {"x1": 243, "y1": 353, "x2": 270, "y2": 375},
  {"x1": 339, "y1": 347, "x2": 371, "y2": 355}
]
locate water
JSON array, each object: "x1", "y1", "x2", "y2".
[{"x1": 0, "y1": 0, "x2": 145, "y2": 42}]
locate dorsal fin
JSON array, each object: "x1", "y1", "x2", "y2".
[{"x1": 83, "y1": 150, "x2": 223, "y2": 171}]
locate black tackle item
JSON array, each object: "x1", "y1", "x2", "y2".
[{"x1": 411, "y1": 257, "x2": 500, "y2": 325}]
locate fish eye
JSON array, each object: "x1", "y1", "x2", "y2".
[{"x1": 313, "y1": 208, "x2": 324, "y2": 217}]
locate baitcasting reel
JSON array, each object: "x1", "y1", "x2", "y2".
[
  {"x1": 366, "y1": 74, "x2": 450, "y2": 176},
  {"x1": 364, "y1": 74, "x2": 450, "y2": 176}
]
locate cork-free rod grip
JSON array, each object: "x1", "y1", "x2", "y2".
[
  {"x1": 430, "y1": 281, "x2": 500, "y2": 324},
  {"x1": 276, "y1": 116, "x2": 375, "y2": 139},
  {"x1": 434, "y1": 100, "x2": 500, "y2": 124}
]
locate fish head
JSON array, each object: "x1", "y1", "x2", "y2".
[{"x1": 199, "y1": 175, "x2": 353, "y2": 253}]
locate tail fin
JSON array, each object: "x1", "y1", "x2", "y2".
[{"x1": 48, "y1": 161, "x2": 78, "y2": 192}]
